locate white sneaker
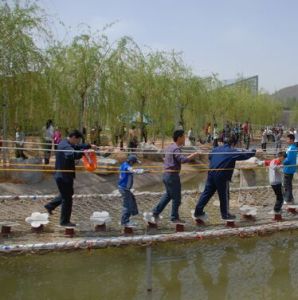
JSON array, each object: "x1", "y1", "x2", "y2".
[
  {"x1": 124, "y1": 221, "x2": 138, "y2": 228},
  {"x1": 152, "y1": 214, "x2": 162, "y2": 223},
  {"x1": 143, "y1": 212, "x2": 162, "y2": 224},
  {"x1": 284, "y1": 200, "x2": 294, "y2": 205},
  {"x1": 191, "y1": 209, "x2": 208, "y2": 222},
  {"x1": 268, "y1": 210, "x2": 282, "y2": 215}
]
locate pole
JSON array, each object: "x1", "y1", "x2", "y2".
[
  {"x1": 2, "y1": 88, "x2": 8, "y2": 165},
  {"x1": 146, "y1": 245, "x2": 152, "y2": 293}
]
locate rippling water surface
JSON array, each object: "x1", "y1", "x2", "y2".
[{"x1": 1, "y1": 232, "x2": 298, "y2": 299}]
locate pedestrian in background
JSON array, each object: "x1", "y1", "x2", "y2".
[
  {"x1": 42, "y1": 119, "x2": 54, "y2": 164},
  {"x1": 15, "y1": 125, "x2": 27, "y2": 159},
  {"x1": 53, "y1": 126, "x2": 62, "y2": 150}
]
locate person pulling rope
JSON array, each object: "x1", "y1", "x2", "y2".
[
  {"x1": 44, "y1": 130, "x2": 97, "y2": 227},
  {"x1": 193, "y1": 137, "x2": 256, "y2": 222}
]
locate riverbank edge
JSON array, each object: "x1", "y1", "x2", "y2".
[{"x1": 1, "y1": 220, "x2": 298, "y2": 255}]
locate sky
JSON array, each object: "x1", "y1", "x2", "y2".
[{"x1": 40, "y1": 0, "x2": 298, "y2": 93}]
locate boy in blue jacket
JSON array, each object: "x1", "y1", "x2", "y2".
[
  {"x1": 118, "y1": 155, "x2": 144, "y2": 227},
  {"x1": 283, "y1": 134, "x2": 297, "y2": 204}
]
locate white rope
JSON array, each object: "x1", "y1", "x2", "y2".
[
  {"x1": 0, "y1": 145, "x2": 282, "y2": 156},
  {"x1": 0, "y1": 146, "x2": 98, "y2": 154},
  {"x1": 1, "y1": 139, "x2": 55, "y2": 146},
  {"x1": 0, "y1": 185, "x2": 290, "y2": 200},
  {"x1": 0, "y1": 138, "x2": 285, "y2": 156}
]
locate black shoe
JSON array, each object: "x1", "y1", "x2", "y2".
[
  {"x1": 222, "y1": 213, "x2": 236, "y2": 220},
  {"x1": 44, "y1": 205, "x2": 53, "y2": 215},
  {"x1": 60, "y1": 222, "x2": 76, "y2": 227}
]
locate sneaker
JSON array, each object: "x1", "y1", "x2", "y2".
[
  {"x1": 124, "y1": 221, "x2": 138, "y2": 228},
  {"x1": 222, "y1": 213, "x2": 236, "y2": 221},
  {"x1": 284, "y1": 200, "x2": 294, "y2": 205},
  {"x1": 171, "y1": 219, "x2": 186, "y2": 224},
  {"x1": 152, "y1": 214, "x2": 162, "y2": 223},
  {"x1": 191, "y1": 210, "x2": 209, "y2": 222},
  {"x1": 44, "y1": 205, "x2": 53, "y2": 215},
  {"x1": 60, "y1": 222, "x2": 76, "y2": 227}
]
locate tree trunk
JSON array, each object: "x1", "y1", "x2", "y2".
[
  {"x1": 79, "y1": 93, "x2": 86, "y2": 132},
  {"x1": 179, "y1": 106, "x2": 185, "y2": 129},
  {"x1": 140, "y1": 95, "x2": 146, "y2": 142}
]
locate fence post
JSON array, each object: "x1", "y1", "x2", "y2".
[{"x1": 146, "y1": 245, "x2": 152, "y2": 293}]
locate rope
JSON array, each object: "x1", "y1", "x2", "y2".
[
  {"x1": 1, "y1": 139, "x2": 57, "y2": 146},
  {"x1": 0, "y1": 185, "x2": 281, "y2": 200},
  {"x1": 0, "y1": 164, "x2": 295, "y2": 174},
  {"x1": 0, "y1": 138, "x2": 288, "y2": 155},
  {"x1": 0, "y1": 132, "x2": 277, "y2": 146},
  {"x1": 6, "y1": 162, "x2": 209, "y2": 168},
  {"x1": 0, "y1": 145, "x2": 284, "y2": 156}
]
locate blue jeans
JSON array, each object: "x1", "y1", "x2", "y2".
[
  {"x1": 119, "y1": 188, "x2": 138, "y2": 225},
  {"x1": 195, "y1": 173, "x2": 230, "y2": 219},
  {"x1": 152, "y1": 173, "x2": 181, "y2": 221}
]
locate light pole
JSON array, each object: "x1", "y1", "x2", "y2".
[
  {"x1": 1, "y1": 73, "x2": 8, "y2": 166},
  {"x1": 2, "y1": 101, "x2": 7, "y2": 164}
]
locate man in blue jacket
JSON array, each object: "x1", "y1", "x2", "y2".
[
  {"x1": 283, "y1": 134, "x2": 297, "y2": 204},
  {"x1": 194, "y1": 137, "x2": 256, "y2": 221},
  {"x1": 44, "y1": 130, "x2": 96, "y2": 226}
]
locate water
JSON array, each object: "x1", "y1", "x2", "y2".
[{"x1": 1, "y1": 232, "x2": 298, "y2": 299}]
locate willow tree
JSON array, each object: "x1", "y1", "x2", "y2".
[
  {"x1": 45, "y1": 44, "x2": 76, "y2": 130},
  {"x1": 1, "y1": 0, "x2": 284, "y2": 145},
  {"x1": 162, "y1": 52, "x2": 190, "y2": 129},
  {"x1": 143, "y1": 51, "x2": 178, "y2": 144},
  {"x1": 0, "y1": 0, "x2": 50, "y2": 135},
  {"x1": 97, "y1": 37, "x2": 138, "y2": 142},
  {"x1": 118, "y1": 42, "x2": 166, "y2": 141},
  {"x1": 47, "y1": 29, "x2": 111, "y2": 131},
  {"x1": 290, "y1": 105, "x2": 298, "y2": 126}
]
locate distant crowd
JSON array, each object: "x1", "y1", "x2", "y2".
[{"x1": 4, "y1": 119, "x2": 298, "y2": 228}]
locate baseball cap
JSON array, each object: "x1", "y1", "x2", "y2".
[
  {"x1": 223, "y1": 137, "x2": 233, "y2": 145},
  {"x1": 127, "y1": 154, "x2": 141, "y2": 164}
]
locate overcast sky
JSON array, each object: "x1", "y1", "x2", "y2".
[{"x1": 41, "y1": 0, "x2": 298, "y2": 93}]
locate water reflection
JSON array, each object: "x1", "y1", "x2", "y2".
[{"x1": 1, "y1": 233, "x2": 298, "y2": 299}]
